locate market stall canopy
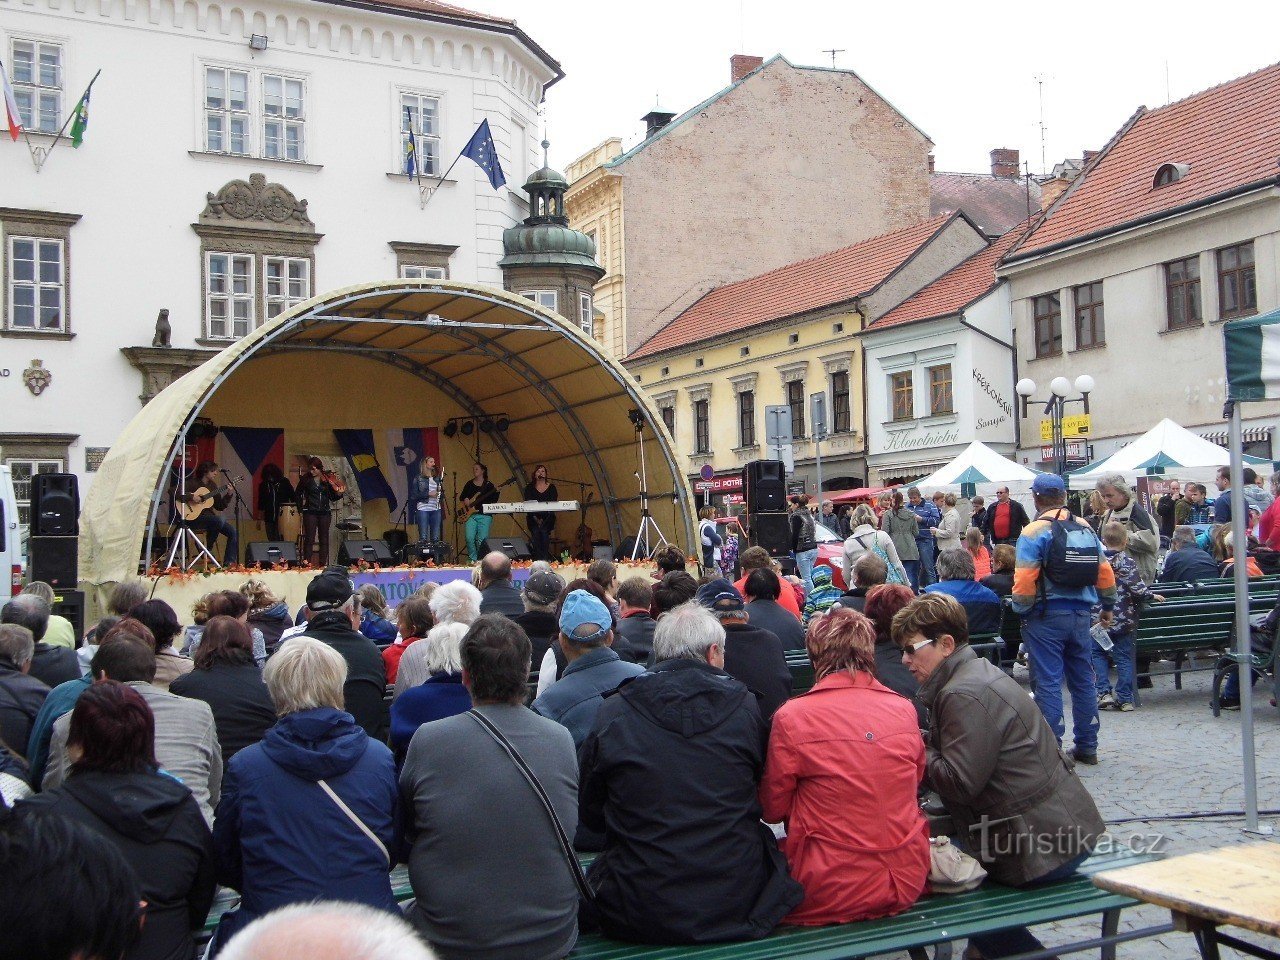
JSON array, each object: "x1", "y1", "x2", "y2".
[
  {"x1": 1066, "y1": 418, "x2": 1266, "y2": 491},
  {"x1": 829, "y1": 486, "x2": 892, "y2": 504},
  {"x1": 79, "y1": 281, "x2": 696, "y2": 591},
  {"x1": 908, "y1": 441, "x2": 1042, "y2": 494}
]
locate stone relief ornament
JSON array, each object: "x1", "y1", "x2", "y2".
[
  {"x1": 202, "y1": 173, "x2": 312, "y2": 226},
  {"x1": 24, "y1": 359, "x2": 51, "y2": 396}
]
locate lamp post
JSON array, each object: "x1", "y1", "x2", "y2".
[{"x1": 1015, "y1": 374, "x2": 1094, "y2": 477}]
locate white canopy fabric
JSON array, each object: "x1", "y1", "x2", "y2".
[
  {"x1": 1066, "y1": 417, "x2": 1266, "y2": 490},
  {"x1": 909, "y1": 441, "x2": 1042, "y2": 494}
]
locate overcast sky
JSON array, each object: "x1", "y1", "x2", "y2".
[{"x1": 468, "y1": 0, "x2": 1278, "y2": 177}]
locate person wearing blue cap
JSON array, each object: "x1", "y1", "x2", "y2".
[{"x1": 531, "y1": 590, "x2": 644, "y2": 749}]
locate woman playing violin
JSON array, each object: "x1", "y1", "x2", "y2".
[{"x1": 297, "y1": 457, "x2": 342, "y2": 565}]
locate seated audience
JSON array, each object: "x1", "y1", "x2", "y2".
[
  {"x1": 381, "y1": 596, "x2": 434, "y2": 686},
  {"x1": 862, "y1": 585, "x2": 925, "y2": 723},
  {"x1": 654, "y1": 570, "x2": 698, "y2": 615},
  {"x1": 356, "y1": 586, "x2": 399, "y2": 645},
  {"x1": 130, "y1": 599, "x2": 193, "y2": 690},
  {"x1": 46, "y1": 631, "x2": 222, "y2": 827},
  {"x1": 297, "y1": 571, "x2": 388, "y2": 741},
  {"x1": 835, "y1": 553, "x2": 887, "y2": 612},
  {"x1": 0, "y1": 624, "x2": 48, "y2": 760},
  {"x1": 400, "y1": 615, "x2": 579, "y2": 960},
  {"x1": 614, "y1": 578, "x2": 657, "y2": 664},
  {"x1": 22, "y1": 681, "x2": 216, "y2": 960},
  {"x1": 394, "y1": 580, "x2": 483, "y2": 698},
  {"x1": 182, "y1": 593, "x2": 213, "y2": 656},
  {"x1": 802, "y1": 565, "x2": 843, "y2": 626},
  {"x1": 979, "y1": 544, "x2": 1016, "y2": 597},
  {"x1": 171, "y1": 616, "x2": 275, "y2": 761},
  {"x1": 0, "y1": 806, "x2": 144, "y2": 960},
  {"x1": 742, "y1": 568, "x2": 806, "y2": 651},
  {"x1": 240, "y1": 580, "x2": 293, "y2": 652},
  {"x1": 2, "y1": 595, "x2": 79, "y2": 688},
  {"x1": 212, "y1": 638, "x2": 399, "y2": 947},
  {"x1": 534, "y1": 579, "x2": 618, "y2": 694},
  {"x1": 1220, "y1": 530, "x2": 1263, "y2": 578},
  {"x1": 106, "y1": 579, "x2": 149, "y2": 622},
  {"x1": 217, "y1": 902, "x2": 435, "y2": 960},
  {"x1": 1159, "y1": 525, "x2": 1222, "y2": 583},
  {"x1": 698, "y1": 580, "x2": 790, "y2": 722},
  {"x1": 533, "y1": 590, "x2": 644, "y2": 746},
  {"x1": 735, "y1": 546, "x2": 802, "y2": 619},
  {"x1": 477, "y1": 552, "x2": 526, "y2": 617},
  {"x1": 19, "y1": 582, "x2": 75, "y2": 650},
  {"x1": 0, "y1": 741, "x2": 30, "y2": 807},
  {"x1": 760, "y1": 608, "x2": 929, "y2": 924},
  {"x1": 652, "y1": 544, "x2": 688, "y2": 578},
  {"x1": 389, "y1": 621, "x2": 472, "y2": 759},
  {"x1": 924, "y1": 548, "x2": 1004, "y2": 635},
  {"x1": 587, "y1": 558, "x2": 621, "y2": 614},
  {"x1": 77, "y1": 614, "x2": 119, "y2": 676},
  {"x1": 893, "y1": 594, "x2": 1104, "y2": 959},
  {"x1": 512, "y1": 570, "x2": 565, "y2": 669},
  {"x1": 187, "y1": 591, "x2": 268, "y2": 666},
  {"x1": 579, "y1": 603, "x2": 803, "y2": 944},
  {"x1": 965, "y1": 527, "x2": 993, "y2": 580}
]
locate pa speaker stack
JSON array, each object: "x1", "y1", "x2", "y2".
[
  {"x1": 30, "y1": 472, "x2": 80, "y2": 586},
  {"x1": 338, "y1": 539, "x2": 396, "y2": 565},
  {"x1": 246, "y1": 541, "x2": 300, "y2": 568},
  {"x1": 743, "y1": 460, "x2": 786, "y2": 513},
  {"x1": 484, "y1": 535, "x2": 532, "y2": 560}
]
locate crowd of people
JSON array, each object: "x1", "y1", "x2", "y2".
[{"x1": 0, "y1": 466, "x2": 1270, "y2": 960}]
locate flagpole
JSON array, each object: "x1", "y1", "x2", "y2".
[
  {"x1": 31, "y1": 68, "x2": 99, "y2": 172},
  {"x1": 419, "y1": 151, "x2": 465, "y2": 213}
]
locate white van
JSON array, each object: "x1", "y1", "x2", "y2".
[{"x1": 0, "y1": 464, "x2": 23, "y2": 601}]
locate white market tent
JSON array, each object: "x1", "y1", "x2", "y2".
[
  {"x1": 1066, "y1": 417, "x2": 1266, "y2": 491},
  {"x1": 909, "y1": 441, "x2": 1044, "y2": 500}
]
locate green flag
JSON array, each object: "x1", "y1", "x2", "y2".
[{"x1": 69, "y1": 85, "x2": 91, "y2": 147}]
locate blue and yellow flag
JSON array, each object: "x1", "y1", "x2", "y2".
[
  {"x1": 333, "y1": 429, "x2": 398, "y2": 510},
  {"x1": 403, "y1": 105, "x2": 419, "y2": 182}
]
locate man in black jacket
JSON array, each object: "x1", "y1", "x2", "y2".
[
  {"x1": 0, "y1": 624, "x2": 49, "y2": 759},
  {"x1": 578, "y1": 602, "x2": 803, "y2": 944},
  {"x1": 2, "y1": 595, "x2": 78, "y2": 689},
  {"x1": 696, "y1": 580, "x2": 790, "y2": 722},
  {"x1": 477, "y1": 552, "x2": 525, "y2": 618},
  {"x1": 298, "y1": 571, "x2": 388, "y2": 741},
  {"x1": 614, "y1": 577, "x2": 656, "y2": 665},
  {"x1": 512, "y1": 570, "x2": 564, "y2": 669},
  {"x1": 1158, "y1": 525, "x2": 1222, "y2": 583},
  {"x1": 741, "y1": 569, "x2": 805, "y2": 651},
  {"x1": 982, "y1": 486, "x2": 1031, "y2": 548}
]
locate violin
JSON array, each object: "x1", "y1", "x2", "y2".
[{"x1": 308, "y1": 458, "x2": 347, "y2": 495}]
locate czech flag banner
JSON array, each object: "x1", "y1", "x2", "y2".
[{"x1": 218, "y1": 427, "x2": 285, "y2": 520}]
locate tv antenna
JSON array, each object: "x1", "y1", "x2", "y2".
[
  {"x1": 822, "y1": 48, "x2": 846, "y2": 68},
  {"x1": 1034, "y1": 73, "x2": 1050, "y2": 175}
]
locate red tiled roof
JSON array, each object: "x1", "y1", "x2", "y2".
[
  {"x1": 872, "y1": 224, "x2": 1029, "y2": 330},
  {"x1": 339, "y1": 0, "x2": 513, "y2": 25},
  {"x1": 930, "y1": 172, "x2": 1041, "y2": 237},
  {"x1": 1010, "y1": 62, "x2": 1280, "y2": 259},
  {"x1": 627, "y1": 214, "x2": 956, "y2": 360}
]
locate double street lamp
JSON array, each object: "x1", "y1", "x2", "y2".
[{"x1": 1015, "y1": 374, "x2": 1095, "y2": 477}]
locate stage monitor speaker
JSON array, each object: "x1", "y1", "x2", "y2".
[
  {"x1": 30, "y1": 535, "x2": 78, "y2": 586},
  {"x1": 749, "y1": 512, "x2": 791, "y2": 557},
  {"x1": 592, "y1": 544, "x2": 614, "y2": 561},
  {"x1": 404, "y1": 540, "x2": 452, "y2": 565},
  {"x1": 743, "y1": 460, "x2": 786, "y2": 513},
  {"x1": 246, "y1": 541, "x2": 299, "y2": 568},
  {"x1": 338, "y1": 539, "x2": 396, "y2": 565},
  {"x1": 31, "y1": 473, "x2": 79, "y2": 536},
  {"x1": 50, "y1": 588, "x2": 85, "y2": 639},
  {"x1": 382, "y1": 529, "x2": 409, "y2": 555},
  {"x1": 484, "y1": 535, "x2": 531, "y2": 560}
]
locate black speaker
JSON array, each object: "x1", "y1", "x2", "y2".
[
  {"x1": 31, "y1": 473, "x2": 79, "y2": 536},
  {"x1": 743, "y1": 460, "x2": 786, "y2": 513},
  {"x1": 246, "y1": 541, "x2": 299, "y2": 568},
  {"x1": 404, "y1": 540, "x2": 451, "y2": 565},
  {"x1": 30, "y1": 536, "x2": 78, "y2": 586},
  {"x1": 484, "y1": 535, "x2": 531, "y2": 560},
  {"x1": 750, "y1": 512, "x2": 791, "y2": 557},
  {"x1": 382, "y1": 529, "x2": 409, "y2": 555},
  {"x1": 50, "y1": 588, "x2": 84, "y2": 639},
  {"x1": 338, "y1": 539, "x2": 395, "y2": 565}
]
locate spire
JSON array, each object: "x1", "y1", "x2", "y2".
[{"x1": 541, "y1": 138, "x2": 550, "y2": 167}]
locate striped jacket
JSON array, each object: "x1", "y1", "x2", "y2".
[{"x1": 1012, "y1": 508, "x2": 1116, "y2": 614}]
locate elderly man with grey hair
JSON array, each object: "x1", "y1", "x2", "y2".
[
  {"x1": 578, "y1": 601, "x2": 803, "y2": 944},
  {"x1": 1158, "y1": 524, "x2": 1222, "y2": 583},
  {"x1": 218, "y1": 902, "x2": 436, "y2": 960},
  {"x1": 1095, "y1": 473, "x2": 1159, "y2": 584},
  {"x1": 923, "y1": 548, "x2": 1004, "y2": 635},
  {"x1": 0, "y1": 623, "x2": 49, "y2": 759},
  {"x1": 1, "y1": 594, "x2": 79, "y2": 688}
]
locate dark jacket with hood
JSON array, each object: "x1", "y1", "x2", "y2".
[
  {"x1": 170, "y1": 660, "x2": 276, "y2": 762},
  {"x1": 0, "y1": 658, "x2": 49, "y2": 757},
  {"x1": 212, "y1": 707, "x2": 400, "y2": 940},
  {"x1": 579, "y1": 658, "x2": 803, "y2": 944},
  {"x1": 23, "y1": 769, "x2": 216, "y2": 960},
  {"x1": 248, "y1": 601, "x2": 292, "y2": 651},
  {"x1": 614, "y1": 611, "x2": 656, "y2": 664},
  {"x1": 300, "y1": 611, "x2": 389, "y2": 741},
  {"x1": 513, "y1": 608, "x2": 559, "y2": 669},
  {"x1": 721, "y1": 620, "x2": 791, "y2": 723}
]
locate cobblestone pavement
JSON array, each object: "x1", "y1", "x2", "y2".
[{"x1": 938, "y1": 656, "x2": 1280, "y2": 960}]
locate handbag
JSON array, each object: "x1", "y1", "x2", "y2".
[
  {"x1": 859, "y1": 533, "x2": 908, "y2": 586},
  {"x1": 928, "y1": 836, "x2": 987, "y2": 894},
  {"x1": 467, "y1": 709, "x2": 595, "y2": 904}
]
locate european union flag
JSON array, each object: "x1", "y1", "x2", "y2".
[
  {"x1": 403, "y1": 106, "x2": 419, "y2": 181},
  {"x1": 459, "y1": 118, "x2": 506, "y2": 191}
]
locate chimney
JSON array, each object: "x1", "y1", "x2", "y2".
[
  {"x1": 731, "y1": 54, "x2": 764, "y2": 84},
  {"x1": 990, "y1": 147, "x2": 1020, "y2": 179},
  {"x1": 927, "y1": 153, "x2": 936, "y2": 174},
  {"x1": 1082, "y1": 149, "x2": 1100, "y2": 164},
  {"x1": 640, "y1": 106, "x2": 677, "y2": 139}
]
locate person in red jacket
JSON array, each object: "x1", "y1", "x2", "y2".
[
  {"x1": 759, "y1": 607, "x2": 929, "y2": 925},
  {"x1": 381, "y1": 596, "x2": 434, "y2": 686},
  {"x1": 735, "y1": 547, "x2": 803, "y2": 619}
]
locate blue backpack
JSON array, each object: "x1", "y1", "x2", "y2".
[{"x1": 1043, "y1": 515, "x2": 1101, "y2": 587}]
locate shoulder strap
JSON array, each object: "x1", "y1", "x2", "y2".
[
  {"x1": 317, "y1": 779, "x2": 390, "y2": 867},
  {"x1": 467, "y1": 709, "x2": 594, "y2": 903}
]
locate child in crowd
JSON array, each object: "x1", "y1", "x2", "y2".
[
  {"x1": 1092, "y1": 522, "x2": 1162, "y2": 711},
  {"x1": 802, "y1": 566, "x2": 842, "y2": 627},
  {"x1": 964, "y1": 527, "x2": 992, "y2": 580}
]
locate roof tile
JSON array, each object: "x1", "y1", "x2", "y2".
[{"x1": 930, "y1": 172, "x2": 1041, "y2": 237}]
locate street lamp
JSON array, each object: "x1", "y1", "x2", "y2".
[{"x1": 1016, "y1": 375, "x2": 1094, "y2": 476}]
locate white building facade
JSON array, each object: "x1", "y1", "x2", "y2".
[{"x1": 0, "y1": 0, "x2": 559, "y2": 528}]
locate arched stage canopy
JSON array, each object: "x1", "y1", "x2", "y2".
[{"x1": 80, "y1": 281, "x2": 696, "y2": 589}]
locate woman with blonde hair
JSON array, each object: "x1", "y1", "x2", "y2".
[
  {"x1": 760, "y1": 608, "x2": 928, "y2": 924},
  {"x1": 239, "y1": 578, "x2": 292, "y2": 651},
  {"x1": 392, "y1": 579, "x2": 482, "y2": 697},
  {"x1": 356, "y1": 584, "x2": 397, "y2": 645},
  {"x1": 842, "y1": 504, "x2": 909, "y2": 588}
]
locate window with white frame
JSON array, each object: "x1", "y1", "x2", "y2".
[
  {"x1": 264, "y1": 256, "x2": 310, "y2": 318},
  {"x1": 400, "y1": 264, "x2": 447, "y2": 280},
  {"x1": 204, "y1": 67, "x2": 251, "y2": 155},
  {"x1": 7, "y1": 236, "x2": 65, "y2": 331},
  {"x1": 262, "y1": 74, "x2": 305, "y2": 162},
  {"x1": 521, "y1": 289, "x2": 558, "y2": 312},
  {"x1": 206, "y1": 252, "x2": 255, "y2": 339},
  {"x1": 10, "y1": 39, "x2": 62, "y2": 134},
  {"x1": 6, "y1": 458, "x2": 64, "y2": 531},
  {"x1": 401, "y1": 93, "x2": 441, "y2": 176},
  {"x1": 578, "y1": 292, "x2": 593, "y2": 334}
]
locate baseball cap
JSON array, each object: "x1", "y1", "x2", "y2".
[
  {"x1": 559, "y1": 589, "x2": 612, "y2": 644},
  {"x1": 1031, "y1": 474, "x2": 1066, "y2": 495},
  {"x1": 523, "y1": 570, "x2": 565, "y2": 605},
  {"x1": 695, "y1": 578, "x2": 745, "y2": 613},
  {"x1": 307, "y1": 570, "x2": 354, "y2": 610}
]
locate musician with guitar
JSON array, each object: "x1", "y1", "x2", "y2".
[
  {"x1": 176, "y1": 461, "x2": 240, "y2": 565},
  {"x1": 522, "y1": 464, "x2": 558, "y2": 561},
  {"x1": 458, "y1": 461, "x2": 500, "y2": 562},
  {"x1": 297, "y1": 457, "x2": 344, "y2": 566}
]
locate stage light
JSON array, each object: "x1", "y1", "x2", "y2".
[
  {"x1": 496, "y1": 416, "x2": 510, "y2": 433},
  {"x1": 480, "y1": 417, "x2": 494, "y2": 433},
  {"x1": 443, "y1": 421, "x2": 457, "y2": 438},
  {"x1": 461, "y1": 420, "x2": 475, "y2": 436}
]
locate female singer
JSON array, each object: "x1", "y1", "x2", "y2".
[
  {"x1": 256, "y1": 464, "x2": 296, "y2": 542},
  {"x1": 458, "y1": 462, "x2": 499, "y2": 563},
  {"x1": 411, "y1": 456, "x2": 445, "y2": 544},
  {"x1": 523, "y1": 465, "x2": 559, "y2": 561}
]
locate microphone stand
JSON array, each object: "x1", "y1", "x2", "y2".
[
  {"x1": 450, "y1": 470, "x2": 461, "y2": 562},
  {"x1": 222, "y1": 469, "x2": 250, "y2": 566}
]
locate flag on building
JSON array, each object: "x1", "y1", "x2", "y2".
[
  {"x1": 403, "y1": 105, "x2": 419, "y2": 182},
  {"x1": 69, "y1": 80, "x2": 94, "y2": 147},
  {"x1": 1225, "y1": 308, "x2": 1280, "y2": 402},
  {"x1": 459, "y1": 118, "x2": 505, "y2": 190},
  {"x1": 388, "y1": 427, "x2": 441, "y2": 509},
  {"x1": 333, "y1": 429, "x2": 398, "y2": 510},
  {"x1": 1, "y1": 60, "x2": 23, "y2": 141}
]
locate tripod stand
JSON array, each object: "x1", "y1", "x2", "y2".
[
  {"x1": 628, "y1": 410, "x2": 670, "y2": 561},
  {"x1": 165, "y1": 440, "x2": 220, "y2": 571}
]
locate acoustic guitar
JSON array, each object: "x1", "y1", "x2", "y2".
[{"x1": 181, "y1": 475, "x2": 244, "y2": 522}]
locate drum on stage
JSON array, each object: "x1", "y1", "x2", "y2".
[{"x1": 277, "y1": 504, "x2": 301, "y2": 542}]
